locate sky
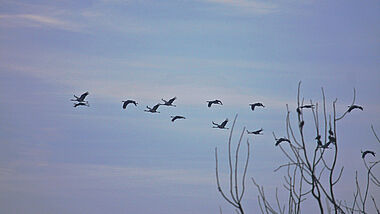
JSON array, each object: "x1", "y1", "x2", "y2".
[{"x1": 0, "y1": 0, "x2": 379, "y2": 213}]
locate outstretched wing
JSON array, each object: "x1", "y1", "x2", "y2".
[
  {"x1": 207, "y1": 101, "x2": 213, "y2": 107},
  {"x1": 122, "y1": 101, "x2": 129, "y2": 109},
  {"x1": 220, "y1": 119, "x2": 228, "y2": 127},
  {"x1": 362, "y1": 150, "x2": 375, "y2": 158},
  {"x1": 79, "y1": 92, "x2": 89, "y2": 100},
  {"x1": 168, "y1": 97, "x2": 177, "y2": 104},
  {"x1": 348, "y1": 105, "x2": 363, "y2": 112},
  {"x1": 152, "y1": 104, "x2": 160, "y2": 111}
]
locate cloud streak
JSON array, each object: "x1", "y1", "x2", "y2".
[
  {"x1": 202, "y1": 0, "x2": 278, "y2": 15},
  {"x1": 0, "y1": 14, "x2": 82, "y2": 31}
]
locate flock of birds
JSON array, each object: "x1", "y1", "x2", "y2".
[
  {"x1": 70, "y1": 91, "x2": 266, "y2": 129},
  {"x1": 70, "y1": 91, "x2": 375, "y2": 159}
]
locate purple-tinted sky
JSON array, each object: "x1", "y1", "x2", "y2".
[{"x1": 1, "y1": 0, "x2": 379, "y2": 213}]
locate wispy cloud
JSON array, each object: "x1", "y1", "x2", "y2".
[
  {"x1": 0, "y1": 14, "x2": 82, "y2": 32},
  {"x1": 201, "y1": 0, "x2": 278, "y2": 15},
  {"x1": 0, "y1": 161, "x2": 215, "y2": 190}
]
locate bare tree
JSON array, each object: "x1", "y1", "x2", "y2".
[
  {"x1": 253, "y1": 82, "x2": 378, "y2": 214},
  {"x1": 213, "y1": 83, "x2": 378, "y2": 214},
  {"x1": 215, "y1": 114, "x2": 250, "y2": 214}
]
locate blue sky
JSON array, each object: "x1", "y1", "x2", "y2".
[{"x1": 1, "y1": 0, "x2": 379, "y2": 213}]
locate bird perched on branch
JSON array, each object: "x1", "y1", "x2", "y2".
[
  {"x1": 315, "y1": 135, "x2": 323, "y2": 146},
  {"x1": 122, "y1": 100, "x2": 138, "y2": 109},
  {"x1": 299, "y1": 120, "x2": 305, "y2": 128},
  {"x1": 320, "y1": 141, "x2": 332, "y2": 149},
  {"x1": 329, "y1": 128, "x2": 334, "y2": 136},
  {"x1": 161, "y1": 97, "x2": 177, "y2": 107},
  {"x1": 347, "y1": 104, "x2": 363, "y2": 113},
  {"x1": 212, "y1": 119, "x2": 229, "y2": 129},
  {"x1": 275, "y1": 137, "x2": 291, "y2": 146},
  {"x1": 171, "y1": 115, "x2": 186, "y2": 122},
  {"x1": 328, "y1": 135, "x2": 336, "y2": 144},
  {"x1": 71, "y1": 91, "x2": 89, "y2": 103},
  {"x1": 361, "y1": 150, "x2": 375, "y2": 159},
  {"x1": 145, "y1": 104, "x2": 160, "y2": 113},
  {"x1": 246, "y1": 128, "x2": 263, "y2": 135},
  {"x1": 207, "y1": 100, "x2": 223, "y2": 107},
  {"x1": 249, "y1": 102, "x2": 265, "y2": 111}
]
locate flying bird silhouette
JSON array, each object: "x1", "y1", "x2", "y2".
[
  {"x1": 171, "y1": 115, "x2": 186, "y2": 122},
  {"x1": 71, "y1": 91, "x2": 89, "y2": 102},
  {"x1": 300, "y1": 104, "x2": 315, "y2": 109},
  {"x1": 249, "y1": 102, "x2": 265, "y2": 111},
  {"x1": 207, "y1": 100, "x2": 223, "y2": 107},
  {"x1": 361, "y1": 150, "x2": 375, "y2": 159},
  {"x1": 212, "y1": 119, "x2": 229, "y2": 129},
  {"x1": 144, "y1": 104, "x2": 160, "y2": 113},
  {"x1": 275, "y1": 137, "x2": 291, "y2": 146},
  {"x1": 161, "y1": 97, "x2": 177, "y2": 107},
  {"x1": 246, "y1": 128, "x2": 263, "y2": 135},
  {"x1": 347, "y1": 104, "x2": 363, "y2": 112},
  {"x1": 122, "y1": 100, "x2": 138, "y2": 109}
]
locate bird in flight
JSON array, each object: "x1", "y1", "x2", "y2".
[
  {"x1": 71, "y1": 91, "x2": 89, "y2": 103},
  {"x1": 347, "y1": 104, "x2": 363, "y2": 112},
  {"x1": 249, "y1": 102, "x2": 265, "y2": 111},
  {"x1": 275, "y1": 137, "x2": 291, "y2": 146},
  {"x1": 171, "y1": 115, "x2": 186, "y2": 122},
  {"x1": 73, "y1": 102, "x2": 89, "y2": 108},
  {"x1": 297, "y1": 104, "x2": 315, "y2": 114},
  {"x1": 300, "y1": 104, "x2": 315, "y2": 109},
  {"x1": 246, "y1": 128, "x2": 263, "y2": 135},
  {"x1": 161, "y1": 97, "x2": 177, "y2": 107},
  {"x1": 207, "y1": 100, "x2": 223, "y2": 108},
  {"x1": 144, "y1": 104, "x2": 160, "y2": 113},
  {"x1": 212, "y1": 119, "x2": 229, "y2": 129},
  {"x1": 122, "y1": 100, "x2": 138, "y2": 109},
  {"x1": 361, "y1": 150, "x2": 375, "y2": 159}
]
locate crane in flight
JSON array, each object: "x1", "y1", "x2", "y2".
[
  {"x1": 212, "y1": 119, "x2": 229, "y2": 129},
  {"x1": 297, "y1": 104, "x2": 315, "y2": 114},
  {"x1": 361, "y1": 150, "x2": 375, "y2": 159},
  {"x1": 347, "y1": 104, "x2": 363, "y2": 112},
  {"x1": 145, "y1": 104, "x2": 161, "y2": 113},
  {"x1": 161, "y1": 97, "x2": 177, "y2": 107},
  {"x1": 122, "y1": 100, "x2": 138, "y2": 109},
  {"x1": 246, "y1": 128, "x2": 263, "y2": 135},
  {"x1": 71, "y1": 91, "x2": 89, "y2": 103},
  {"x1": 207, "y1": 100, "x2": 223, "y2": 108},
  {"x1": 249, "y1": 102, "x2": 265, "y2": 111},
  {"x1": 275, "y1": 137, "x2": 291, "y2": 146},
  {"x1": 171, "y1": 115, "x2": 186, "y2": 122}
]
